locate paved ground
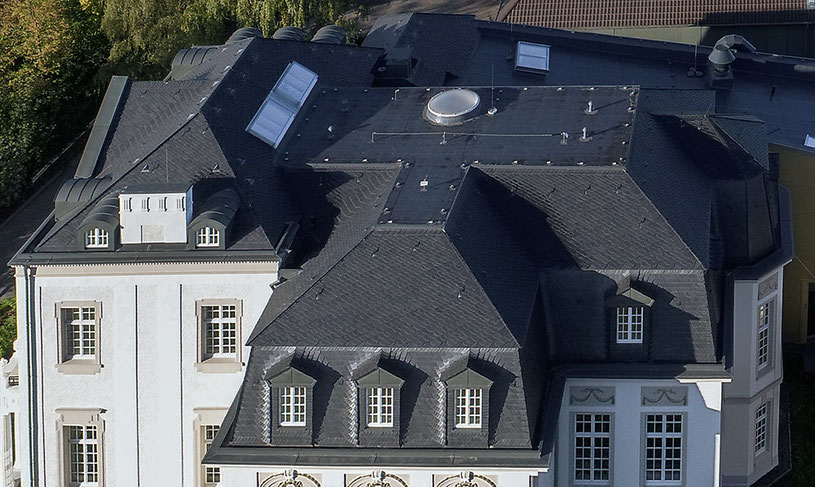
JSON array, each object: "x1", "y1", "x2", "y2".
[
  {"x1": 362, "y1": 0, "x2": 503, "y2": 28},
  {"x1": 0, "y1": 142, "x2": 83, "y2": 298}
]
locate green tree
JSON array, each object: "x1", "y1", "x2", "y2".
[
  {"x1": 0, "y1": 297, "x2": 16, "y2": 360},
  {"x1": 0, "y1": 0, "x2": 108, "y2": 217}
]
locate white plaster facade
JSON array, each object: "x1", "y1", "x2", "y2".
[
  {"x1": 11, "y1": 261, "x2": 277, "y2": 487},
  {"x1": 555, "y1": 378, "x2": 725, "y2": 487}
]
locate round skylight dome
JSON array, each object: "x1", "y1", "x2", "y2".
[{"x1": 425, "y1": 89, "x2": 480, "y2": 126}]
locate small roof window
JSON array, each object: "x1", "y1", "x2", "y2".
[
  {"x1": 804, "y1": 134, "x2": 815, "y2": 148},
  {"x1": 246, "y1": 62, "x2": 318, "y2": 148},
  {"x1": 515, "y1": 41, "x2": 551, "y2": 73}
]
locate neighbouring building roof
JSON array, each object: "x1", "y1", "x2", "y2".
[{"x1": 499, "y1": 0, "x2": 815, "y2": 29}]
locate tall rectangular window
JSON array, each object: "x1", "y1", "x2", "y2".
[
  {"x1": 573, "y1": 413, "x2": 611, "y2": 482},
  {"x1": 367, "y1": 387, "x2": 394, "y2": 427},
  {"x1": 61, "y1": 307, "x2": 97, "y2": 360},
  {"x1": 755, "y1": 403, "x2": 768, "y2": 454},
  {"x1": 616, "y1": 306, "x2": 643, "y2": 343},
  {"x1": 454, "y1": 388, "x2": 482, "y2": 428},
  {"x1": 202, "y1": 425, "x2": 220, "y2": 486},
  {"x1": 644, "y1": 414, "x2": 683, "y2": 485},
  {"x1": 280, "y1": 387, "x2": 307, "y2": 426},
  {"x1": 757, "y1": 301, "x2": 773, "y2": 369},
  {"x1": 201, "y1": 305, "x2": 237, "y2": 359},
  {"x1": 67, "y1": 425, "x2": 99, "y2": 486}
]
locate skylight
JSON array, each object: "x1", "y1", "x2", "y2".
[
  {"x1": 246, "y1": 61, "x2": 318, "y2": 148},
  {"x1": 515, "y1": 41, "x2": 551, "y2": 73},
  {"x1": 805, "y1": 134, "x2": 815, "y2": 148}
]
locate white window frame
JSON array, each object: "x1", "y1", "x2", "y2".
[
  {"x1": 367, "y1": 387, "x2": 394, "y2": 427},
  {"x1": 201, "y1": 304, "x2": 238, "y2": 359},
  {"x1": 57, "y1": 409, "x2": 104, "y2": 487},
  {"x1": 195, "y1": 300, "x2": 242, "y2": 373},
  {"x1": 84, "y1": 228, "x2": 109, "y2": 249},
  {"x1": 757, "y1": 299, "x2": 774, "y2": 370},
  {"x1": 56, "y1": 302, "x2": 102, "y2": 374},
  {"x1": 279, "y1": 386, "x2": 307, "y2": 426},
  {"x1": 201, "y1": 425, "x2": 220, "y2": 486},
  {"x1": 616, "y1": 306, "x2": 644, "y2": 343},
  {"x1": 196, "y1": 227, "x2": 220, "y2": 248},
  {"x1": 454, "y1": 388, "x2": 482, "y2": 429},
  {"x1": 644, "y1": 413, "x2": 684, "y2": 486},
  {"x1": 573, "y1": 413, "x2": 611, "y2": 484},
  {"x1": 755, "y1": 402, "x2": 768, "y2": 454}
]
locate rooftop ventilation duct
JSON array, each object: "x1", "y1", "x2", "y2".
[
  {"x1": 312, "y1": 25, "x2": 346, "y2": 44},
  {"x1": 708, "y1": 44, "x2": 736, "y2": 73},
  {"x1": 170, "y1": 46, "x2": 218, "y2": 79},
  {"x1": 705, "y1": 35, "x2": 751, "y2": 90},
  {"x1": 424, "y1": 89, "x2": 480, "y2": 126},
  {"x1": 227, "y1": 27, "x2": 262, "y2": 44},
  {"x1": 273, "y1": 26, "x2": 306, "y2": 41},
  {"x1": 54, "y1": 176, "x2": 112, "y2": 220}
]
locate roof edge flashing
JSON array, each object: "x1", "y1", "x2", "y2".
[{"x1": 75, "y1": 76, "x2": 129, "y2": 178}]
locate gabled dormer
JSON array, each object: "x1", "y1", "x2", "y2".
[
  {"x1": 440, "y1": 354, "x2": 495, "y2": 447},
  {"x1": 266, "y1": 364, "x2": 317, "y2": 446},
  {"x1": 606, "y1": 277, "x2": 655, "y2": 361},
  {"x1": 351, "y1": 354, "x2": 406, "y2": 447}
]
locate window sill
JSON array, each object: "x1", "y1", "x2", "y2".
[
  {"x1": 56, "y1": 360, "x2": 101, "y2": 375},
  {"x1": 195, "y1": 358, "x2": 242, "y2": 374}
]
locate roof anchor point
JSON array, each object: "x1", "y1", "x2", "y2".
[
  {"x1": 585, "y1": 101, "x2": 597, "y2": 115},
  {"x1": 580, "y1": 127, "x2": 592, "y2": 142},
  {"x1": 560, "y1": 132, "x2": 569, "y2": 145}
]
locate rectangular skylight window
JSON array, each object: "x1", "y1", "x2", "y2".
[
  {"x1": 246, "y1": 61, "x2": 318, "y2": 148},
  {"x1": 515, "y1": 41, "x2": 551, "y2": 73},
  {"x1": 246, "y1": 97, "x2": 296, "y2": 148},
  {"x1": 274, "y1": 62, "x2": 318, "y2": 107},
  {"x1": 805, "y1": 134, "x2": 815, "y2": 148}
]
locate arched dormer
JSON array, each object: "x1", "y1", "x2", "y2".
[
  {"x1": 187, "y1": 188, "x2": 239, "y2": 250},
  {"x1": 77, "y1": 194, "x2": 119, "y2": 250}
]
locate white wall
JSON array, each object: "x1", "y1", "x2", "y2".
[
  {"x1": 20, "y1": 261, "x2": 276, "y2": 487},
  {"x1": 219, "y1": 465, "x2": 546, "y2": 487},
  {"x1": 556, "y1": 378, "x2": 723, "y2": 487}
]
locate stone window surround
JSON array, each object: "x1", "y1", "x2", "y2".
[
  {"x1": 56, "y1": 408, "x2": 105, "y2": 487},
  {"x1": 55, "y1": 301, "x2": 102, "y2": 375},
  {"x1": 755, "y1": 274, "x2": 779, "y2": 378},
  {"x1": 195, "y1": 299, "x2": 243, "y2": 374},
  {"x1": 193, "y1": 408, "x2": 227, "y2": 487},
  {"x1": 568, "y1": 411, "x2": 614, "y2": 487},
  {"x1": 640, "y1": 412, "x2": 687, "y2": 487}
]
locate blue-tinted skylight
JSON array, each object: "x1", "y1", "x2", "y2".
[
  {"x1": 246, "y1": 62, "x2": 318, "y2": 148},
  {"x1": 515, "y1": 41, "x2": 551, "y2": 73}
]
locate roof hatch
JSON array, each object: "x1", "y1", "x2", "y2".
[{"x1": 515, "y1": 41, "x2": 550, "y2": 73}]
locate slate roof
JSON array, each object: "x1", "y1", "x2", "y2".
[
  {"x1": 11, "y1": 14, "x2": 795, "y2": 468},
  {"x1": 500, "y1": 0, "x2": 815, "y2": 29}
]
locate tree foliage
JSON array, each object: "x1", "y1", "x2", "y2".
[
  {"x1": 0, "y1": 297, "x2": 16, "y2": 360},
  {"x1": 101, "y1": 0, "x2": 362, "y2": 79},
  {"x1": 0, "y1": 0, "x2": 108, "y2": 217}
]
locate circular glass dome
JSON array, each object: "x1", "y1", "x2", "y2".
[{"x1": 424, "y1": 89, "x2": 480, "y2": 126}]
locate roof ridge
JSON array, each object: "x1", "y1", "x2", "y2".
[
  {"x1": 246, "y1": 227, "x2": 374, "y2": 345},
  {"x1": 440, "y1": 228, "x2": 522, "y2": 348},
  {"x1": 619, "y1": 168, "x2": 706, "y2": 270}
]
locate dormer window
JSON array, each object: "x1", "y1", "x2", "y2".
[
  {"x1": 616, "y1": 306, "x2": 644, "y2": 343},
  {"x1": 279, "y1": 386, "x2": 307, "y2": 426},
  {"x1": 84, "y1": 228, "x2": 109, "y2": 249},
  {"x1": 454, "y1": 388, "x2": 482, "y2": 428},
  {"x1": 366, "y1": 387, "x2": 394, "y2": 427},
  {"x1": 196, "y1": 227, "x2": 220, "y2": 248}
]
